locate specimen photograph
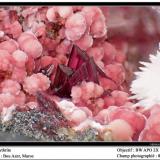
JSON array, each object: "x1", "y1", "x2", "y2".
[{"x1": 0, "y1": 5, "x2": 159, "y2": 142}]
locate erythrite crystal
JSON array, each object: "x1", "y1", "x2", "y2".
[
  {"x1": 69, "y1": 57, "x2": 99, "y2": 86},
  {"x1": 68, "y1": 45, "x2": 89, "y2": 70},
  {"x1": 36, "y1": 91, "x2": 69, "y2": 128},
  {"x1": 52, "y1": 64, "x2": 73, "y2": 97},
  {"x1": 67, "y1": 45, "x2": 113, "y2": 81},
  {"x1": 53, "y1": 45, "x2": 114, "y2": 98},
  {"x1": 40, "y1": 64, "x2": 55, "y2": 77},
  {"x1": 37, "y1": 91, "x2": 60, "y2": 113}
]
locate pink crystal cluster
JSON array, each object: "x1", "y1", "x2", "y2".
[{"x1": 0, "y1": 6, "x2": 160, "y2": 142}]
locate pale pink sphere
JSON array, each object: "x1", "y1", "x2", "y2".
[
  {"x1": 11, "y1": 67, "x2": 27, "y2": 83},
  {"x1": 26, "y1": 56, "x2": 35, "y2": 74},
  {"x1": 0, "y1": 39, "x2": 19, "y2": 54},
  {"x1": 70, "y1": 109, "x2": 88, "y2": 126},
  {"x1": 71, "y1": 86, "x2": 82, "y2": 103},
  {"x1": 103, "y1": 119, "x2": 134, "y2": 141},
  {"x1": 57, "y1": 6, "x2": 73, "y2": 18},
  {"x1": 103, "y1": 42, "x2": 117, "y2": 64},
  {"x1": 90, "y1": 98, "x2": 104, "y2": 116},
  {"x1": 18, "y1": 32, "x2": 42, "y2": 59},
  {"x1": 139, "y1": 109, "x2": 160, "y2": 141},
  {"x1": 94, "y1": 109, "x2": 109, "y2": 125},
  {"x1": 9, "y1": 21, "x2": 22, "y2": 38},
  {"x1": 23, "y1": 73, "x2": 50, "y2": 95},
  {"x1": 82, "y1": 7, "x2": 98, "y2": 26},
  {"x1": 99, "y1": 77, "x2": 117, "y2": 90},
  {"x1": 82, "y1": 7, "x2": 107, "y2": 38},
  {"x1": 139, "y1": 121, "x2": 160, "y2": 141},
  {"x1": 1, "y1": 79, "x2": 21, "y2": 95},
  {"x1": 20, "y1": 38, "x2": 43, "y2": 59},
  {"x1": 94, "y1": 83, "x2": 104, "y2": 98},
  {"x1": 75, "y1": 33, "x2": 93, "y2": 51},
  {"x1": 87, "y1": 47, "x2": 104, "y2": 61},
  {"x1": 115, "y1": 51, "x2": 126, "y2": 63},
  {"x1": 46, "y1": 7, "x2": 57, "y2": 22},
  {"x1": 18, "y1": 32, "x2": 36, "y2": 44},
  {"x1": 144, "y1": 111, "x2": 160, "y2": 129},
  {"x1": 56, "y1": 39, "x2": 72, "y2": 55},
  {"x1": 109, "y1": 108, "x2": 146, "y2": 135},
  {"x1": 104, "y1": 63, "x2": 125, "y2": 85},
  {"x1": 0, "y1": 49, "x2": 13, "y2": 71},
  {"x1": 81, "y1": 81, "x2": 95, "y2": 100},
  {"x1": 36, "y1": 73, "x2": 51, "y2": 90},
  {"x1": 12, "y1": 50, "x2": 28, "y2": 68},
  {"x1": 0, "y1": 93, "x2": 15, "y2": 109},
  {"x1": 90, "y1": 18, "x2": 106, "y2": 38},
  {"x1": 111, "y1": 90, "x2": 129, "y2": 106},
  {"x1": 15, "y1": 91, "x2": 26, "y2": 106},
  {"x1": 103, "y1": 96, "x2": 115, "y2": 108},
  {"x1": 71, "y1": 81, "x2": 104, "y2": 115},
  {"x1": 65, "y1": 12, "x2": 87, "y2": 41}
]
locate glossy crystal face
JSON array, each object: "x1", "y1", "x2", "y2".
[{"x1": 0, "y1": 6, "x2": 159, "y2": 142}]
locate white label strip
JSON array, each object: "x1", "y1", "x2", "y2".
[{"x1": 0, "y1": 146, "x2": 159, "y2": 159}]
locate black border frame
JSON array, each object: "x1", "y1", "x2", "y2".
[
  {"x1": 0, "y1": 2, "x2": 160, "y2": 5},
  {"x1": 0, "y1": 1, "x2": 160, "y2": 146}
]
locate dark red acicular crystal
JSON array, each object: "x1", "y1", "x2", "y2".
[
  {"x1": 68, "y1": 45, "x2": 89, "y2": 70},
  {"x1": 40, "y1": 64, "x2": 55, "y2": 77},
  {"x1": 52, "y1": 64, "x2": 73, "y2": 97},
  {"x1": 52, "y1": 45, "x2": 115, "y2": 98},
  {"x1": 37, "y1": 91, "x2": 60, "y2": 113},
  {"x1": 68, "y1": 57, "x2": 99, "y2": 86},
  {"x1": 36, "y1": 91, "x2": 69, "y2": 134},
  {"x1": 37, "y1": 92, "x2": 69, "y2": 125}
]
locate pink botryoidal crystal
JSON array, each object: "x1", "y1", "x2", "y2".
[
  {"x1": 104, "y1": 63, "x2": 126, "y2": 86},
  {"x1": 71, "y1": 81, "x2": 104, "y2": 102},
  {"x1": 108, "y1": 107, "x2": 146, "y2": 140},
  {"x1": 23, "y1": 73, "x2": 51, "y2": 95},
  {"x1": 1, "y1": 79, "x2": 21, "y2": 95},
  {"x1": 12, "y1": 50, "x2": 28, "y2": 68},
  {"x1": 7, "y1": 21, "x2": 22, "y2": 39},
  {"x1": 139, "y1": 105, "x2": 160, "y2": 141},
  {"x1": 19, "y1": 37, "x2": 43, "y2": 59},
  {"x1": 102, "y1": 119, "x2": 134, "y2": 141},
  {"x1": 65, "y1": 12, "x2": 87, "y2": 41},
  {"x1": 11, "y1": 67, "x2": 27, "y2": 83},
  {"x1": 0, "y1": 39, "x2": 19, "y2": 54},
  {"x1": 111, "y1": 90, "x2": 129, "y2": 106},
  {"x1": 75, "y1": 33, "x2": 93, "y2": 51},
  {"x1": 0, "y1": 49, "x2": 13, "y2": 72}
]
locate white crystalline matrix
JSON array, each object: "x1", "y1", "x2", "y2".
[{"x1": 130, "y1": 49, "x2": 160, "y2": 107}]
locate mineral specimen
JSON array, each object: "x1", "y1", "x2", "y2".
[{"x1": 0, "y1": 6, "x2": 159, "y2": 142}]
